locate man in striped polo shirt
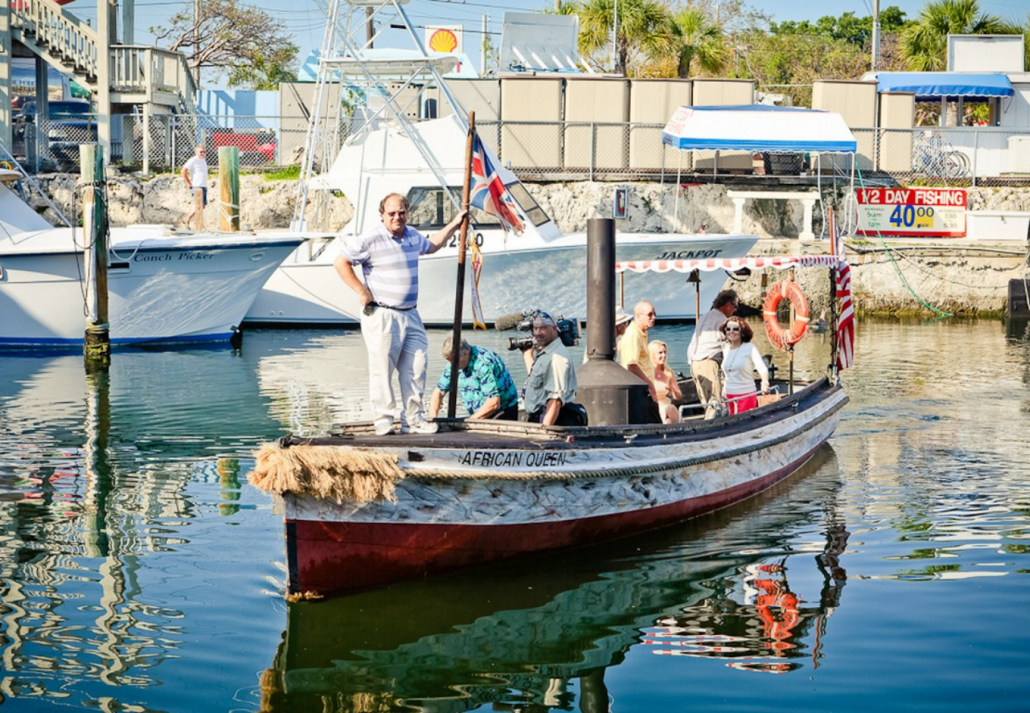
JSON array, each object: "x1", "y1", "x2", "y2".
[{"x1": 334, "y1": 192, "x2": 465, "y2": 436}]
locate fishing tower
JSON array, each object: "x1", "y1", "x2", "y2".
[{"x1": 292, "y1": 0, "x2": 470, "y2": 232}]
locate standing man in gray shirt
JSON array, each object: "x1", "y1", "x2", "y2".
[
  {"x1": 334, "y1": 192, "x2": 465, "y2": 436},
  {"x1": 687, "y1": 289, "x2": 738, "y2": 419}
]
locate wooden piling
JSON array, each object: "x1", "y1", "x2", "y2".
[
  {"x1": 81, "y1": 144, "x2": 110, "y2": 366},
  {"x1": 194, "y1": 183, "x2": 206, "y2": 231},
  {"x1": 219, "y1": 146, "x2": 240, "y2": 232}
]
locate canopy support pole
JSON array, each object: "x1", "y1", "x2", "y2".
[{"x1": 675, "y1": 151, "x2": 683, "y2": 230}]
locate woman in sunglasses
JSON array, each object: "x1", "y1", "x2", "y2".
[{"x1": 719, "y1": 318, "x2": 770, "y2": 415}]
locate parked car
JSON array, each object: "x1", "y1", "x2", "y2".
[{"x1": 17, "y1": 99, "x2": 96, "y2": 169}]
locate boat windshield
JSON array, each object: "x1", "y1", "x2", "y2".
[{"x1": 407, "y1": 185, "x2": 553, "y2": 230}]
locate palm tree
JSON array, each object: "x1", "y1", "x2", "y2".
[
  {"x1": 574, "y1": 0, "x2": 673, "y2": 75},
  {"x1": 901, "y1": 0, "x2": 1017, "y2": 71},
  {"x1": 669, "y1": 6, "x2": 726, "y2": 78}
]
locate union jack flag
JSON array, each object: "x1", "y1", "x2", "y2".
[
  {"x1": 830, "y1": 212, "x2": 855, "y2": 370},
  {"x1": 470, "y1": 132, "x2": 524, "y2": 234}
]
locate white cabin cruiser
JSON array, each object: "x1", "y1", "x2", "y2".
[
  {"x1": 0, "y1": 177, "x2": 305, "y2": 348},
  {"x1": 245, "y1": 115, "x2": 756, "y2": 327}
]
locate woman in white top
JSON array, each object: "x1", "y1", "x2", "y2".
[
  {"x1": 720, "y1": 317, "x2": 769, "y2": 415},
  {"x1": 648, "y1": 340, "x2": 682, "y2": 424}
]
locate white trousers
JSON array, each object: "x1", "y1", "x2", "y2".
[{"x1": 360, "y1": 306, "x2": 429, "y2": 427}]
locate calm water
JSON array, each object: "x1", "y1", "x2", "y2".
[{"x1": 1, "y1": 318, "x2": 1029, "y2": 712}]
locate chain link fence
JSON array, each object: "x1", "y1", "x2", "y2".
[
  {"x1": 117, "y1": 114, "x2": 315, "y2": 173},
  {"x1": 13, "y1": 113, "x2": 99, "y2": 172},
  {"x1": 11, "y1": 112, "x2": 1030, "y2": 189},
  {"x1": 482, "y1": 121, "x2": 1030, "y2": 188}
]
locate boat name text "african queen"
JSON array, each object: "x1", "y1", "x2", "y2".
[
  {"x1": 458, "y1": 450, "x2": 570, "y2": 468},
  {"x1": 133, "y1": 252, "x2": 215, "y2": 262},
  {"x1": 655, "y1": 249, "x2": 722, "y2": 260}
]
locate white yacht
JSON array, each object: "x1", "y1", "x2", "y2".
[
  {"x1": 245, "y1": 115, "x2": 756, "y2": 327},
  {"x1": 243, "y1": 0, "x2": 755, "y2": 328},
  {"x1": 0, "y1": 175, "x2": 305, "y2": 347}
]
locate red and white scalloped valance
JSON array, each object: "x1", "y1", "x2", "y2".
[{"x1": 614, "y1": 255, "x2": 842, "y2": 274}]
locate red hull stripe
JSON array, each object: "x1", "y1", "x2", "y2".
[{"x1": 285, "y1": 443, "x2": 825, "y2": 595}]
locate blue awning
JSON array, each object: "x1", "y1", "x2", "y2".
[{"x1": 871, "y1": 72, "x2": 1014, "y2": 98}]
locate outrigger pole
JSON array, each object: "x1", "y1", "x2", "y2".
[{"x1": 446, "y1": 113, "x2": 476, "y2": 418}]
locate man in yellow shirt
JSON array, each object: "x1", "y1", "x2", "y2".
[{"x1": 620, "y1": 300, "x2": 663, "y2": 423}]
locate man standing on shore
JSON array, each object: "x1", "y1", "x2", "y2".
[
  {"x1": 181, "y1": 145, "x2": 208, "y2": 230},
  {"x1": 334, "y1": 193, "x2": 465, "y2": 436},
  {"x1": 688, "y1": 289, "x2": 738, "y2": 419}
]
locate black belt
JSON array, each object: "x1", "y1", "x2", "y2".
[{"x1": 377, "y1": 303, "x2": 415, "y2": 311}]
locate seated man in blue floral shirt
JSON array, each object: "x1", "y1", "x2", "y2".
[{"x1": 428, "y1": 336, "x2": 520, "y2": 421}]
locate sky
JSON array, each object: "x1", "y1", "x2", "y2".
[{"x1": 67, "y1": 0, "x2": 1030, "y2": 83}]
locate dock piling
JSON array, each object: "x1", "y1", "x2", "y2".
[
  {"x1": 81, "y1": 143, "x2": 110, "y2": 366},
  {"x1": 219, "y1": 146, "x2": 240, "y2": 232}
]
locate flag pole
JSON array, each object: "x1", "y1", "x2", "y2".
[{"x1": 447, "y1": 112, "x2": 476, "y2": 419}]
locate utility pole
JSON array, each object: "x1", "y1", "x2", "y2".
[
  {"x1": 194, "y1": 0, "x2": 201, "y2": 85},
  {"x1": 481, "y1": 14, "x2": 488, "y2": 75},
  {"x1": 122, "y1": 0, "x2": 134, "y2": 44},
  {"x1": 871, "y1": 0, "x2": 881, "y2": 71},
  {"x1": 366, "y1": 6, "x2": 374, "y2": 47},
  {"x1": 612, "y1": 0, "x2": 618, "y2": 74}
]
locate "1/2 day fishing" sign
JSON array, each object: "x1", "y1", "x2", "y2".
[{"x1": 856, "y1": 187, "x2": 967, "y2": 237}]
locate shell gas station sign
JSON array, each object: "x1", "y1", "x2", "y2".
[
  {"x1": 426, "y1": 25, "x2": 463, "y2": 54},
  {"x1": 856, "y1": 187, "x2": 967, "y2": 237}
]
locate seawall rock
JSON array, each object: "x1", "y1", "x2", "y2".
[
  {"x1": 22, "y1": 174, "x2": 1027, "y2": 315},
  {"x1": 27, "y1": 172, "x2": 353, "y2": 230}
]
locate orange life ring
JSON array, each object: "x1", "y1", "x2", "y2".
[{"x1": 762, "y1": 281, "x2": 810, "y2": 349}]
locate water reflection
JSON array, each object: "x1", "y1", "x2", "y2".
[
  {"x1": 2, "y1": 319, "x2": 1028, "y2": 711},
  {"x1": 0, "y1": 348, "x2": 282, "y2": 709},
  {"x1": 260, "y1": 448, "x2": 849, "y2": 713}
]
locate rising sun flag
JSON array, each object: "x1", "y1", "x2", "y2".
[{"x1": 470, "y1": 132, "x2": 524, "y2": 235}]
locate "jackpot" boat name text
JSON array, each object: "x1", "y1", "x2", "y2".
[
  {"x1": 458, "y1": 450, "x2": 570, "y2": 468},
  {"x1": 655, "y1": 249, "x2": 722, "y2": 260}
]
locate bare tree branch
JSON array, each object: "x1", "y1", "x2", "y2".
[{"x1": 151, "y1": 0, "x2": 298, "y2": 86}]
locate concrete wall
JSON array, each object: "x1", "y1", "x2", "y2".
[
  {"x1": 500, "y1": 77, "x2": 563, "y2": 169},
  {"x1": 563, "y1": 78, "x2": 628, "y2": 170},
  {"x1": 692, "y1": 79, "x2": 756, "y2": 170},
  {"x1": 812, "y1": 80, "x2": 878, "y2": 171},
  {"x1": 878, "y1": 92, "x2": 915, "y2": 172},
  {"x1": 629, "y1": 79, "x2": 692, "y2": 171}
]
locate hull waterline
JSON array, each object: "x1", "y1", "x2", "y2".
[{"x1": 0, "y1": 234, "x2": 304, "y2": 347}]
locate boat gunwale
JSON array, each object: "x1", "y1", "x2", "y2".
[{"x1": 279, "y1": 377, "x2": 842, "y2": 453}]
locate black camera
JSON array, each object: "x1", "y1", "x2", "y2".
[
  {"x1": 507, "y1": 335, "x2": 535, "y2": 351},
  {"x1": 505, "y1": 310, "x2": 580, "y2": 351}
]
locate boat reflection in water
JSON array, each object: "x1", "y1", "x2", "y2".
[
  {"x1": 260, "y1": 447, "x2": 849, "y2": 713},
  {"x1": 0, "y1": 348, "x2": 280, "y2": 706}
]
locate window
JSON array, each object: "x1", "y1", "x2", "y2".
[
  {"x1": 406, "y1": 182, "x2": 554, "y2": 230},
  {"x1": 504, "y1": 182, "x2": 552, "y2": 227}
]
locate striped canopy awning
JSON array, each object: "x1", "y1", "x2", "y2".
[{"x1": 615, "y1": 256, "x2": 843, "y2": 274}]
